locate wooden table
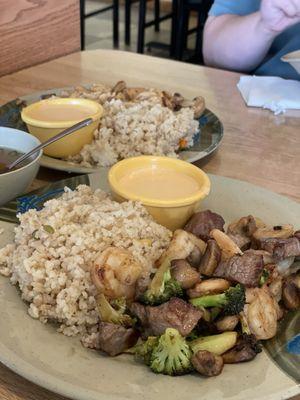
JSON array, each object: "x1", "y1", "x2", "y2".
[
  {"x1": 0, "y1": 49, "x2": 299, "y2": 400},
  {"x1": 1, "y1": 49, "x2": 299, "y2": 202}
]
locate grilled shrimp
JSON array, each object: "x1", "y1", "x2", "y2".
[
  {"x1": 91, "y1": 247, "x2": 142, "y2": 300},
  {"x1": 244, "y1": 286, "x2": 278, "y2": 340}
]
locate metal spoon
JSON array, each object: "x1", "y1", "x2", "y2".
[{"x1": 6, "y1": 118, "x2": 93, "y2": 172}]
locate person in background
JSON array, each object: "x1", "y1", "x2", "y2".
[{"x1": 203, "y1": 0, "x2": 300, "y2": 80}]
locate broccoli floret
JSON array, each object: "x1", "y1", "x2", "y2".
[
  {"x1": 133, "y1": 337, "x2": 159, "y2": 365},
  {"x1": 150, "y1": 328, "x2": 193, "y2": 375},
  {"x1": 238, "y1": 314, "x2": 262, "y2": 355},
  {"x1": 210, "y1": 307, "x2": 221, "y2": 321},
  {"x1": 139, "y1": 259, "x2": 183, "y2": 305},
  {"x1": 190, "y1": 284, "x2": 245, "y2": 316},
  {"x1": 96, "y1": 293, "x2": 134, "y2": 327},
  {"x1": 140, "y1": 269, "x2": 183, "y2": 305},
  {"x1": 134, "y1": 329, "x2": 192, "y2": 375},
  {"x1": 110, "y1": 297, "x2": 127, "y2": 314},
  {"x1": 185, "y1": 330, "x2": 200, "y2": 341}
]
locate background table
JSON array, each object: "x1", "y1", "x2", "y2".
[
  {"x1": 0, "y1": 49, "x2": 299, "y2": 399},
  {"x1": 1, "y1": 49, "x2": 299, "y2": 202}
]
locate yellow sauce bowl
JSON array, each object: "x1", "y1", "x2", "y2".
[
  {"x1": 21, "y1": 98, "x2": 103, "y2": 158},
  {"x1": 108, "y1": 156, "x2": 211, "y2": 231}
]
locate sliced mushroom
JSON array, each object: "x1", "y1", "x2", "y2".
[
  {"x1": 210, "y1": 229, "x2": 243, "y2": 260},
  {"x1": 216, "y1": 315, "x2": 239, "y2": 332},
  {"x1": 187, "y1": 245, "x2": 203, "y2": 268},
  {"x1": 192, "y1": 96, "x2": 206, "y2": 119},
  {"x1": 170, "y1": 259, "x2": 200, "y2": 289},
  {"x1": 123, "y1": 87, "x2": 146, "y2": 101},
  {"x1": 253, "y1": 217, "x2": 267, "y2": 229},
  {"x1": 222, "y1": 334, "x2": 262, "y2": 364},
  {"x1": 161, "y1": 90, "x2": 173, "y2": 109},
  {"x1": 227, "y1": 216, "x2": 267, "y2": 251},
  {"x1": 172, "y1": 92, "x2": 184, "y2": 111},
  {"x1": 188, "y1": 231, "x2": 207, "y2": 254},
  {"x1": 111, "y1": 80, "x2": 126, "y2": 94},
  {"x1": 282, "y1": 273, "x2": 300, "y2": 310},
  {"x1": 187, "y1": 278, "x2": 230, "y2": 298},
  {"x1": 161, "y1": 91, "x2": 185, "y2": 111},
  {"x1": 191, "y1": 350, "x2": 224, "y2": 377},
  {"x1": 198, "y1": 239, "x2": 221, "y2": 276},
  {"x1": 253, "y1": 224, "x2": 294, "y2": 241},
  {"x1": 227, "y1": 215, "x2": 258, "y2": 250}
]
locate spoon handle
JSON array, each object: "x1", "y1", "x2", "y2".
[{"x1": 8, "y1": 118, "x2": 93, "y2": 171}]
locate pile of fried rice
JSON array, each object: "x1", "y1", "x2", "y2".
[
  {"x1": 61, "y1": 82, "x2": 200, "y2": 167},
  {"x1": 0, "y1": 185, "x2": 171, "y2": 348}
]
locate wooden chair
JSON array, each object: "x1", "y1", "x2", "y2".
[
  {"x1": 137, "y1": 0, "x2": 173, "y2": 53},
  {"x1": 80, "y1": 0, "x2": 119, "y2": 50},
  {"x1": 173, "y1": 0, "x2": 213, "y2": 61},
  {"x1": 123, "y1": 0, "x2": 161, "y2": 48},
  {"x1": 0, "y1": 0, "x2": 80, "y2": 77}
]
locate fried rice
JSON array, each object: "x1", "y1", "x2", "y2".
[
  {"x1": 61, "y1": 84, "x2": 199, "y2": 167},
  {"x1": 0, "y1": 185, "x2": 171, "y2": 348}
]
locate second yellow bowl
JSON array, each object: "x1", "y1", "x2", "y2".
[
  {"x1": 108, "y1": 156, "x2": 211, "y2": 231},
  {"x1": 21, "y1": 98, "x2": 103, "y2": 158}
]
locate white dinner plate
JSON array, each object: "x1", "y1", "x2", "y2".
[{"x1": 0, "y1": 173, "x2": 299, "y2": 400}]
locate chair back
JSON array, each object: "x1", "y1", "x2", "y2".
[{"x1": 0, "y1": 0, "x2": 80, "y2": 77}]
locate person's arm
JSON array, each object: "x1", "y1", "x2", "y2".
[{"x1": 203, "y1": 0, "x2": 300, "y2": 72}]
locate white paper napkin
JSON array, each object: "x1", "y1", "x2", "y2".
[{"x1": 237, "y1": 75, "x2": 300, "y2": 114}]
